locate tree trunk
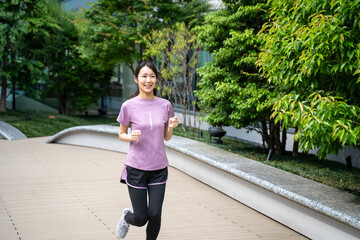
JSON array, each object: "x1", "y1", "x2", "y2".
[
  {"x1": 0, "y1": 77, "x2": 7, "y2": 113},
  {"x1": 274, "y1": 123, "x2": 282, "y2": 155},
  {"x1": 260, "y1": 118, "x2": 269, "y2": 149},
  {"x1": 11, "y1": 50, "x2": 16, "y2": 110},
  {"x1": 292, "y1": 126, "x2": 299, "y2": 157},
  {"x1": 0, "y1": 53, "x2": 8, "y2": 112},
  {"x1": 281, "y1": 125, "x2": 287, "y2": 153},
  {"x1": 269, "y1": 118, "x2": 275, "y2": 151},
  {"x1": 12, "y1": 79, "x2": 16, "y2": 110},
  {"x1": 59, "y1": 94, "x2": 68, "y2": 115}
]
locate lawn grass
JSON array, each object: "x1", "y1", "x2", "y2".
[
  {"x1": 0, "y1": 110, "x2": 118, "y2": 138},
  {"x1": 1, "y1": 110, "x2": 359, "y2": 196},
  {"x1": 173, "y1": 125, "x2": 360, "y2": 196}
]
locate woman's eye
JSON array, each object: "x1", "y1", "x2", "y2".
[{"x1": 139, "y1": 74, "x2": 155, "y2": 79}]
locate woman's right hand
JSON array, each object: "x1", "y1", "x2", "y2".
[
  {"x1": 130, "y1": 130, "x2": 141, "y2": 141},
  {"x1": 119, "y1": 124, "x2": 141, "y2": 142}
]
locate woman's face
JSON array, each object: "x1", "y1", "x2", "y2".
[{"x1": 135, "y1": 66, "x2": 157, "y2": 95}]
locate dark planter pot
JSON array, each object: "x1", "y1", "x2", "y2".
[{"x1": 208, "y1": 126, "x2": 226, "y2": 144}]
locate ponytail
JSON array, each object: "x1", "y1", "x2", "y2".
[{"x1": 129, "y1": 88, "x2": 140, "y2": 99}]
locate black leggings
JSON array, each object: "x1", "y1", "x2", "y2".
[{"x1": 124, "y1": 184, "x2": 166, "y2": 240}]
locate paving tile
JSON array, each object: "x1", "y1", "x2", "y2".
[{"x1": 0, "y1": 137, "x2": 307, "y2": 240}]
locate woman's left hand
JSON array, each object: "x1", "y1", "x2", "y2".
[{"x1": 168, "y1": 116, "x2": 179, "y2": 128}]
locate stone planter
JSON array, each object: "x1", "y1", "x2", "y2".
[{"x1": 208, "y1": 126, "x2": 226, "y2": 144}]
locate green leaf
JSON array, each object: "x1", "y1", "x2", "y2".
[
  {"x1": 342, "y1": 132, "x2": 349, "y2": 145},
  {"x1": 340, "y1": 34, "x2": 344, "y2": 42}
]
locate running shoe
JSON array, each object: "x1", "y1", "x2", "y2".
[{"x1": 116, "y1": 208, "x2": 131, "y2": 239}]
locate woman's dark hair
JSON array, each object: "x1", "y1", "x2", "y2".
[{"x1": 130, "y1": 61, "x2": 158, "y2": 98}]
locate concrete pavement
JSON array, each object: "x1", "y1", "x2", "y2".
[{"x1": 0, "y1": 137, "x2": 307, "y2": 240}]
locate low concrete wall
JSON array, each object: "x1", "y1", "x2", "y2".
[
  {"x1": 174, "y1": 112, "x2": 360, "y2": 169},
  {"x1": 47, "y1": 125, "x2": 360, "y2": 240},
  {"x1": 0, "y1": 121, "x2": 27, "y2": 140}
]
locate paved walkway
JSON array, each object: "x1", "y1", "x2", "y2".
[{"x1": 0, "y1": 137, "x2": 307, "y2": 240}]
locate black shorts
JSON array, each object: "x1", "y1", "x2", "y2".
[{"x1": 121, "y1": 165, "x2": 168, "y2": 189}]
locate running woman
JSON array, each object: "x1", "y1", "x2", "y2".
[{"x1": 116, "y1": 61, "x2": 179, "y2": 239}]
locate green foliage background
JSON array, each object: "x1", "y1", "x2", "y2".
[
  {"x1": 0, "y1": 0, "x2": 55, "y2": 111},
  {"x1": 195, "y1": 0, "x2": 273, "y2": 128},
  {"x1": 257, "y1": 0, "x2": 360, "y2": 159},
  {"x1": 0, "y1": 0, "x2": 113, "y2": 114},
  {"x1": 75, "y1": 0, "x2": 210, "y2": 72}
]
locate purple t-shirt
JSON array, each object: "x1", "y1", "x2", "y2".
[{"x1": 117, "y1": 96, "x2": 175, "y2": 171}]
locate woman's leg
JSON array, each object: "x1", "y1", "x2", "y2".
[
  {"x1": 125, "y1": 186, "x2": 148, "y2": 227},
  {"x1": 146, "y1": 184, "x2": 166, "y2": 240}
]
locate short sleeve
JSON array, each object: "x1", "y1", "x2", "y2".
[{"x1": 117, "y1": 103, "x2": 130, "y2": 126}]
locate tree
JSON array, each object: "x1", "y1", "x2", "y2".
[
  {"x1": 75, "y1": 0, "x2": 211, "y2": 73},
  {"x1": 195, "y1": 0, "x2": 288, "y2": 154},
  {"x1": 257, "y1": 0, "x2": 360, "y2": 159},
  {"x1": 0, "y1": 0, "x2": 52, "y2": 112},
  {"x1": 42, "y1": 0, "x2": 113, "y2": 115},
  {"x1": 144, "y1": 22, "x2": 202, "y2": 131}
]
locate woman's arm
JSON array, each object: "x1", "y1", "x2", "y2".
[
  {"x1": 118, "y1": 124, "x2": 141, "y2": 142},
  {"x1": 164, "y1": 116, "x2": 179, "y2": 141}
]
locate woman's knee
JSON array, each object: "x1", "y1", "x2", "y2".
[
  {"x1": 133, "y1": 213, "x2": 148, "y2": 227},
  {"x1": 148, "y1": 209, "x2": 161, "y2": 223}
]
